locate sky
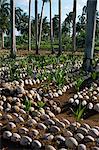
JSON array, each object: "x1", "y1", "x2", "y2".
[{"x1": 15, "y1": 0, "x2": 99, "y2": 22}]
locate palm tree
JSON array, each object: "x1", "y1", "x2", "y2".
[
  {"x1": 62, "y1": 13, "x2": 72, "y2": 36},
  {"x1": 72, "y1": 0, "x2": 76, "y2": 52},
  {"x1": 42, "y1": 16, "x2": 50, "y2": 38},
  {"x1": 53, "y1": 15, "x2": 59, "y2": 38},
  {"x1": 38, "y1": 0, "x2": 49, "y2": 49},
  {"x1": 35, "y1": 0, "x2": 38, "y2": 54},
  {"x1": 10, "y1": 0, "x2": 16, "y2": 58},
  {"x1": 28, "y1": 0, "x2": 31, "y2": 51},
  {"x1": 58, "y1": 0, "x2": 62, "y2": 55},
  {"x1": 50, "y1": 0, "x2": 54, "y2": 53},
  {"x1": 0, "y1": 0, "x2": 10, "y2": 49},
  {"x1": 83, "y1": 0, "x2": 97, "y2": 71},
  {"x1": 15, "y1": 7, "x2": 23, "y2": 29},
  {"x1": 17, "y1": 12, "x2": 28, "y2": 34}
]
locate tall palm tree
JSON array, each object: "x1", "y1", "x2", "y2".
[
  {"x1": 35, "y1": 0, "x2": 38, "y2": 54},
  {"x1": 53, "y1": 15, "x2": 59, "y2": 38},
  {"x1": 58, "y1": 0, "x2": 62, "y2": 55},
  {"x1": 42, "y1": 16, "x2": 50, "y2": 38},
  {"x1": 72, "y1": 0, "x2": 76, "y2": 52},
  {"x1": 62, "y1": 12, "x2": 73, "y2": 36},
  {"x1": 38, "y1": 0, "x2": 49, "y2": 49},
  {"x1": 10, "y1": 0, "x2": 16, "y2": 58},
  {"x1": 0, "y1": 0, "x2": 10, "y2": 49},
  {"x1": 50, "y1": 0, "x2": 54, "y2": 53},
  {"x1": 28, "y1": 0, "x2": 31, "y2": 51},
  {"x1": 15, "y1": 7, "x2": 23, "y2": 28},
  {"x1": 83, "y1": 0, "x2": 97, "y2": 71},
  {"x1": 17, "y1": 12, "x2": 28, "y2": 34}
]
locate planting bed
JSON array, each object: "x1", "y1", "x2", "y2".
[{"x1": 0, "y1": 54, "x2": 99, "y2": 150}]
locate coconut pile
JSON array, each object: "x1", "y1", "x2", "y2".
[
  {"x1": 0, "y1": 79, "x2": 99, "y2": 150},
  {"x1": 68, "y1": 83, "x2": 99, "y2": 113}
]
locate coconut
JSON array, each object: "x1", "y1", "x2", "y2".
[
  {"x1": 74, "y1": 99, "x2": 79, "y2": 105},
  {"x1": 74, "y1": 94, "x2": 78, "y2": 99},
  {"x1": 3, "y1": 131, "x2": 12, "y2": 139},
  {"x1": 87, "y1": 103, "x2": 93, "y2": 110},
  {"x1": 94, "y1": 103, "x2": 99, "y2": 112},
  {"x1": 93, "y1": 96, "x2": 97, "y2": 100},
  {"x1": 53, "y1": 92, "x2": 59, "y2": 98},
  {"x1": 33, "y1": 79, "x2": 36, "y2": 85},
  {"x1": 82, "y1": 100, "x2": 87, "y2": 106},
  {"x1": 19, "y1": 127, "x2": 29, "y2": 134},
  {"x1": 28, "y1": 79, "x2": 33, "y2": 86},
  {"x1": 36, "y1": 79, "x2": 40, "y2": 84},
  {"x1": 25, "y1": 79, "x2": 29, "y2": 85},
  {"x1": 58, "y1": 90, "x2": 62, "y2": 96},
  {"x1": 68, "y1": 98, "x2": 74, "y2": 104}
]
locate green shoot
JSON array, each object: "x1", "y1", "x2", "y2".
[
  {"x1": 73, "y1": 103, "x2": 86, "y2": 122},
  {"x1": 37, "y1": 101, "x2": 45, "y2": 109},
  {"x1": 23, "y1": 96, "x2": 31, "y2": 112}
]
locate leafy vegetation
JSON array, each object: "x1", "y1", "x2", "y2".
[
  {"x1": 23, "y1": 96, "x2": 31, "y2": 112},
  {"x1": 91, "y1": 71, "x2": 99, "y2": 80},
  {"x1": 73, "y1": 103, "x2": 86, "y2": 122},
  {"x1": 75, "y1": 77, "x2": 84, "y2": 91},
  {"x1": 37, "y1": 101, "x2": 45, "y2": 109},
  {"x1": 0, "y1": 0, "x2": 98, "y2": 51}
]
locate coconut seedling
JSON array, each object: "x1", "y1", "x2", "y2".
[
  {"x1": 23, "y1": 96, "x2": 31, "y2": 112},
  {"x1": 75, "y1": 77, "x2": 84, "y2": 91},
  {"x1": 37, "y1": 101, "x2": 45, "y2": 109},
  {"x1": 73, "y1": 102, "x2": 86, "y2": 122},
  {"x1": 27, "y1": 54, "x2": 34, "y2": 63},
  {"x1": 91, "y1": 71, "x2": 99, "y2": 80},
  {"x1": 19, "y1": 59, "x2": 27, "y2": 68},
  {"x1": 26, "y1": 64, "x2": 33, "y2": 77},
  {"x1": 9, "y1": 61, "x2": 20, "y2": 81},
  {"x1": 53, "y1": 67, "x2": 65, "y2": 89}
]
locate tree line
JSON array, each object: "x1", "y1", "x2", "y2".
[{"x1": 0, "y1": 0, "x2": 99, "y2": 57}]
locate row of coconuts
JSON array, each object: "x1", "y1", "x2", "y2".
[
  {"x1": 0, "y1": 57, "x2": 82, "y2": 88},
  {"x1": 1, "y1": 111, "x2": 99, "y2": 150},
  {"x1": 0, "y1": 78, "x2": 99, "y2": 115},
  {"x1": 0, "y1": 84, "x2": 99, "y2": 149},
  {"x1": 68, "y1": 83, "x2": 99, "y2": 112}
]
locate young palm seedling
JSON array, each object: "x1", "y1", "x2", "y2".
[
  {"x1": 23, "y1": 96, "x2": 31, "y2": 112},
  {"x1": 37, "y1": 101, "x2": 45, "y2": 109},
  {"x1": 72, "y1": 103, "x2": 86, "y2": 122},
  {"x1": 9, "y1": 61, "x2": 20, "y2": 81},
  {"x1": 53, "y1": 67, "x2": 65, "y2": 89},
  {"x1": 91, "y1": 71, "x2": 99, "y2": 80},
  {"x1": 75, "y1": 77, "x2": 84, "y2": 91}
]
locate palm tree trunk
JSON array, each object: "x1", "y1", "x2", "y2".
[
  {"x1": 83, "y1": 0, "x2": 97, "y2": 72},
  {"x1": 38, "y1": 1, "x2": 45, "y2": 49},
  {"x1": 35, "y1": 0, "x2": 39, "y2": 54},
  {"x1": 28, "y1": 0, "x2": 31, "y2": 51},
  {"x1": 10, "y1": 0, "x2": 16, "y2": 58},
  {"x1": 72, "y1": 0, "x2": 76, "y2": 52},
  {"x1": 58, "y1": 0, "x2": 62, "y2": 55},
  {"x1": 1, "y1": 31, "x2": 4, "y2": 49},
  {"x1": 50, "y1": 0, "x2": 54, "y2": 54}
]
